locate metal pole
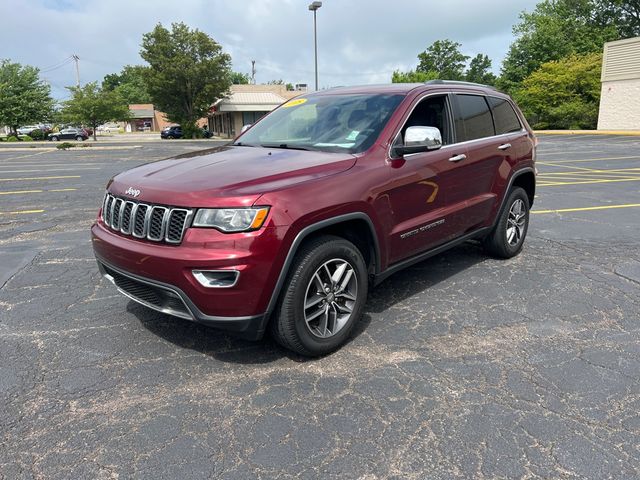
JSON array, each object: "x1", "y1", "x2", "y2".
[{"x1": 313, "y1": 10, "x2": 318, "y2": 91}]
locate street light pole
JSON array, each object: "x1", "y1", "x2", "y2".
[{"x1": 308, "y1": 1, "x2": 322, "y2": 91}]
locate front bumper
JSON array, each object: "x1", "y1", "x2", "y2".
[
  {"x1": 91, "y1": 220, "x2": 287, "y2": 340},
  {"x1": 96, "y1": 258, "x2": 266, "y2": 339}
]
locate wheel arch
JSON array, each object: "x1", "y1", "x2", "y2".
[
  {"x1": 263, "y1": 212, "x2": 381, "y2": 320},
  {"x1": 493, "y1": 167, "x2": 536, "y2": 229},
  {"x1": 512, "y1": 170, "x2": 536, "y2": 207}
]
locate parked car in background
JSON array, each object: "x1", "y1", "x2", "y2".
[
  {"x1": 161, "y1": 125, "x2": 182, "y2": 139},
  {"x1": 97, "y1": 123, "x2": 120, "y2": 133},
  {"x1": 17, "y1": 125, "x2": 40, "y2": 135},
  {"x1": 49, "y1": 127, "x2": 89, "y2": 141},
  {"x1": 93, "y1": 81, "x2": 536, "y2": 356}
]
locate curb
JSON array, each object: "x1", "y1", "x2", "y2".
[
  {"x1": 0, "y1": 146, "x2": 143, "y2": 152},
  {"x1": 534, "y1": 130, "x2": 640, "y2": 136}
]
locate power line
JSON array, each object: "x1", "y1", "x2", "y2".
[{"x1": 40, "y1": 56, "x2": 74, "y2": 73}]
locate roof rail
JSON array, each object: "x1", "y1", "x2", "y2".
[{"x1": 424, "y1": 79, "x2": 497, "y2": 90}]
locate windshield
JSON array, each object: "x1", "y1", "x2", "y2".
[{"x1": 234, "y1": 93, "x2": 404, "y2": 153}]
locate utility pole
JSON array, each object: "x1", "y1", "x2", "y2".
[
  {"x1": 251, "y1": 60, "x2": 256, "y2": 85},
  {"x1": 72, "y1": 54, "x2": 80, "y2": 87}
]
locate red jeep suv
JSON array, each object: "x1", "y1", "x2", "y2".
[{"x1": 92, "y1": 81, "x2": 536, "y2": 356}]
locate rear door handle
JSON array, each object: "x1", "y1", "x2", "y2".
[
  {"x1": 498, "y1": 143, "x2": 512, "y2": 151},
  {"x1": 448, "y1": 154, "x2": 467, "y2": 162}
]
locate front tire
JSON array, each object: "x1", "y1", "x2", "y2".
[
  {"x1": 50, "y1": 136, "x2": 59, "y2": 141},
  {"x1": 270, "y1": 235, "x2": 368, "y2": 356},
  {"x1": 483, "y1": 186, "x2": 530, "y2": 259}
]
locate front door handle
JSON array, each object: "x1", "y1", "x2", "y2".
[
  {"x1": 448, "y1": 154, "x2": 467, "y2": 162},
  {"x1": 498, "y1": 143, "x2": 512, "y2": 151}
]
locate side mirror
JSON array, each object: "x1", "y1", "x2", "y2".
[
  {"x1": 240, "y1": 124, "x2": 252, "y2": 134},
  {"x1": 393, "y1": 126, "x2": 442, "y2": 157}
]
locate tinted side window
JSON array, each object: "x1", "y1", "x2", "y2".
[
  {"x1": 488, "y1": 96, "x2": 522, "y2": 134},
  {"x1": 454, "y1": 94, "x2": 495, "y2": 142},
  {"x1": 401, "y1": 95, "x2": 452, "y2": 145}
]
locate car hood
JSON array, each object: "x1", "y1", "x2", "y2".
[{"x1": 108, "y1": 145, "x2": 357, "y2": 207}]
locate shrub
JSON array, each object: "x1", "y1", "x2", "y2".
[
  {"x1": 19, "y1": 135, "x2": 33, "y2": 141},
  {"x1": 6, "y1": 136, "x2": 19, "y2": 142},
  {"x1": 56, "y1": 142, "x2": 75, "y2": 150},
  {"x1": 514, "y1": 53, "x2": 602, "y2": 130},
  {"x1": 29, "y1": 129, "x2": 45, "y2": 140}
]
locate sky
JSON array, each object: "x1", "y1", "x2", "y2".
[{"x1": 1, "y1": 0, "x2": 540, "y2": 100}]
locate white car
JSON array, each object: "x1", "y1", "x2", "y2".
[{"x1": 17, "y1": 125, "x2": 40, "y2": 135}]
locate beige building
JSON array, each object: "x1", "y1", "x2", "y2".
[
  {"x1": 208, "y1": 84, "x2": 302, "y2": 138},
  {"x1": 598, "y1": 36, "x2": 640, "y2": 130}
]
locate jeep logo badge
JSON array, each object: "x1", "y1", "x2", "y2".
[{"x1": 125, "y1": 187, "x2": 141, "y2": 198}]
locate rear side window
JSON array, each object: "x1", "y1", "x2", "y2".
[
  {"x1": 454, "y1": 94, "x2": 495, "y2": 142},
  {"x1": 488, "y1": 96, "x2": 522, "y2": 134}
]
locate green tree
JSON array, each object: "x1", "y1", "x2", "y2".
[
  {"x1": 102, "y1": 65, "x2": 151, "y2": 104},
  {"x1": 0, "y1": 60, "x2": 54, "y2": 136},
  {"x1": 417, "y1": 39, "x2": 469, "y2": 80},
  {"x1": 500, "y1": 0, "x2": 619, "y2": 90},
  {"x1": 61, "y1": 82, "x2": 130, "y2": 141},
  {"x1": 391, "y1": 69, "x2": 439, "y2": 83},
  {"x1": 514, "y1": 52, "x2": 602, "y2": 129},
  {"x1": 230, "y1": 71, "x2": 250, "y2": 84},
  {"x1": 465, "y1": 54, "x2": 497, "y2": 85},
  {"x1": 603, "y1": 0, "x2": 640, "y2": 37},
  {"x1": 140, "y1": 22, "x2": 232, "y2": 138}
]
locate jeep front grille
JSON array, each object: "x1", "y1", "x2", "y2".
[{"x1": 102, "y1": 193, "x2": 193, "y2": 244}]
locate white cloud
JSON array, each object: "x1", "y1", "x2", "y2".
[{"x1": 1, "y1": 0, "x2": 539, "y2": 100}]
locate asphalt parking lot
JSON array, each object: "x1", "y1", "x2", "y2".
[{"x1": 1, "y1": 134, "x2": 640, "y2": 479}]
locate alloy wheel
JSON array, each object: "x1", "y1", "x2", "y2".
[
  {"x1": 506, "y1": 199, "x2": 527, "y2": 246},
  {"x1": 303, "y1": 258, "x2": 358, "y2": 338}
]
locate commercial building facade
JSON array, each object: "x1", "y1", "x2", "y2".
[
  {"x1": 208, "y1": 85, "x2": 302, "y2": 138},
  {"x1": 598, "y1": 36, "x2": 640, "y2": 130}
]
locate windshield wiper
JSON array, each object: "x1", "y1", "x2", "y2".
[{"x1": 260, "y1": 143, "x2": 311, "y2": 151}]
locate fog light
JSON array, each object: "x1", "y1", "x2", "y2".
[{"x1": 192, "y1": 270, "x2": 239, "y2": 288}]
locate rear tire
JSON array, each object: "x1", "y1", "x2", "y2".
[
  {"x1": 270, "y1": 235, "x2": 368, "y2": 356},
  {"x1": 76, "y1": 136, "x2": 83, "y2": 141},
  {"x1": 483, "y1": 186, "x2": 530, "y2": 259}
]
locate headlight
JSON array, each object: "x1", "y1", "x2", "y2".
[{"x1": 192, "y1": 207, "x2": 270, "y2": 232}]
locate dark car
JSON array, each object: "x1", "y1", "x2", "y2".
[
  {"x1": 49, "y1": 127, "x2": 88, "y2": 141},
  {"x1": 93, "y1": 80, "x2": 536, "y2": 356},
  {"x1": 160, "y1": 125, "x2": 182, "y2": 139}
]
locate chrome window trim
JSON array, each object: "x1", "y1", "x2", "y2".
[{"x1": 387, "y1": 90, "x2": 526, "y2": 160}]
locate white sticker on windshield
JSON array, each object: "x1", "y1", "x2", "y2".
[{"x1": 346, "y1": 130, "x2": 359, "y2": 141}]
